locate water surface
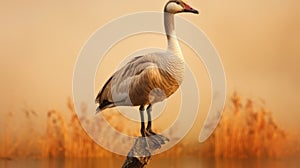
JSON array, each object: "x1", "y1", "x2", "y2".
[{"x1": 1, "y1": 157, "x2": 299, "y2": 168}]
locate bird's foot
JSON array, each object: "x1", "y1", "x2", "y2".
[
  {"x1": 145, "y1": 130, "x2": 169, "y2": 150},
  {"x1": 146, "y1": 130, "x2": 169, "y2": 142},
  {"x1": 140, "y1": 137, "x2": 151, "y2": 156}
]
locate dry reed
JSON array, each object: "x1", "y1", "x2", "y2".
[{"x1": 0, "y1": 93, "x2": 299, "y2": 159}]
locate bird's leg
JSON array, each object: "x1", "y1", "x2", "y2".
[
  {"x1": 139, "y1": 105, "x2": 146, "y2": 137},
  {"x1": 146, "y1": 104, "x2": 156, "y2": 135},
  {"x1": 146, "y1": 104, "x2": 169, "y2": 145},
  {"x1": 139, "y1": 105, "x2": 153, "y2": 154}
]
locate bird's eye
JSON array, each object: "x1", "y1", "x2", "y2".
[{"x1": 176, "y1": 2, "x2": 180, "y2": 5}]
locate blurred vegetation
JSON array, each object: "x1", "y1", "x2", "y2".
[
  {"x1": 194, "y1": 92, "x2": 300, "y2": 159},
  {"x1": 0, "y1": 93, "x2": 299, "y2": 160}
]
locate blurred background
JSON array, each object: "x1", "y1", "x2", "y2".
[{"x1": 0, "y1": 0, "x2": 299, "y2": 167}]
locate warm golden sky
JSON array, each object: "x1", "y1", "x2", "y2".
[{"x1": 1, "y1": 0, "x2": 300, "y2": 134}]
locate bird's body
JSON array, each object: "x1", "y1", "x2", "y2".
[
  {"x1": 96, "y1": 51, "x2": 184, "y2": 110},
  {"x1": 95, "y1": 0, "x2": 199, "y2": 138}
]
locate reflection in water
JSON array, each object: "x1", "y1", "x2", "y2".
[
  {"x1": 1, "y1": 158, "x2": 300, "y2": 168},
  {"x1": 0, "y1": 158, "x2": 123, "y2": 168}
]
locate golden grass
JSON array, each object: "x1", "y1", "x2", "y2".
[
  {"x1": 0, "y1": 93, "x2": 299, "y2": 159},
  {"x1": 196, "y1": 92, "x2": 300, "y2": 159}
]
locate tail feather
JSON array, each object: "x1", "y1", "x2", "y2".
[
  {"x1": 95, "y1": 76, "x2": 113, "y2": 103},
  {"x1": 96, "y1": 106, "x2": 101, "y2": 114},
  {"x1": 95, "y1": 100, "x2": 115, "y2": 114},
  {"x1": 95, "y1": 76, "x2": 114, "y2": 114}
]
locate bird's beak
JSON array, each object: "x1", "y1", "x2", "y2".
[{"x1": 183, "y1": 3, "x2": 199, "y2": 14}]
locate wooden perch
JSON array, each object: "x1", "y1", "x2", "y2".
[{"x1": 122, "y1": 135, "x2": 169, "y2": 168}]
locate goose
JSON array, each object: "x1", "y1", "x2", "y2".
[{"x1": 95, "y1": 0, "x2": 199, "y2": 138}]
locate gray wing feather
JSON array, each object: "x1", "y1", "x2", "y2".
[{"x1": 95, "y1": 55, "x2": 157, "y2": 110}]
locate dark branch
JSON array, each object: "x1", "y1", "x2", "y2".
[{"x1": 122, "y1": 135, "x2": 169, "y2": 168}]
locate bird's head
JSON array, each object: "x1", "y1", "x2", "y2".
[{"x1": 164, "y1": 0, "x2": 199, "y2": 14}]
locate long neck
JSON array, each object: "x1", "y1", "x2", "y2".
[{"x1": 164, "y1": 12, "x2": 183, "y2": 59}]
